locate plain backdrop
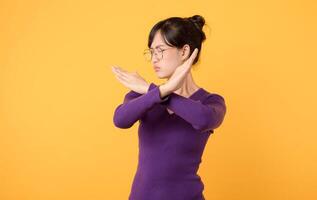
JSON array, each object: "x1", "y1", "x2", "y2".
[{"x1": 1, "y1": 0, "x2": 316, "y2": 199}]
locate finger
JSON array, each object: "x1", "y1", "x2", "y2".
[
  {"x1": 112, "y1": 66, "x2": 129, "y2": 78},
  {"x1": 189, "y1": 48, "x2": 198, "y2": 61},
  {"x1": 116, "y1": 67, "x2": 131, "y2": 77},
  {"x1": 132, "y1": 71, "x2": 141, "y2": 77},
  {"x1": 111, "y1": 66, "x2": 118, "y2": 73},
  {"x1": 114, "y1": 73, "x2": 129, "y2": 87},
  {"x1": 181, "y1": 49, "x2": 198, "y2": 68},
  {"x1": 115, "y1": 74, "x2": 126, "y2": 82},
  {"x1": 112, "y1": 67, "x2": 129, "y2": 81},
  {"x1": 111, "y1": 66, "x2": 122, "y2": 76},
  {"x1": 114, "y1": 66, "x2": 130, "y2": 74},
  {"x1": 115, "y1": 71, "x2": 129, "y2": 81},
  {"x1": 116, "y1": 67, "x2": 137, "y2": 78}
]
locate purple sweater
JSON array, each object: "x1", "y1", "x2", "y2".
[{"x1": 113, "y1": 82, "x2": 226, "y2": 200}]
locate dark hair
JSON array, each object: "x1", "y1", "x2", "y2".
[{"x1": 148, "y1": 15, "x2": 207, "y2": 65}]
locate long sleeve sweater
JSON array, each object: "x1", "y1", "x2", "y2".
[{"x1": 113, "y1": 82, "x2": 226, "y2": 200}]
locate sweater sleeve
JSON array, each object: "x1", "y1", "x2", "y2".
[
  {"x1": 169, "y1": 93, "x2": 226, "y2": 132},
  {"x1": 148, "y1": 83, "x2": 226, "y2": 133},
  {"x1": 113, "y1": 83, "x2": 167, "y2": 129}
]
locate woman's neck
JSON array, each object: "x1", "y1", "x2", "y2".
[{"x1": 173, "y1": 72, "x2": 200, "y2": 97}]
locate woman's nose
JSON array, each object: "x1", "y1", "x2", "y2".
[{"x1": 151, "y1": 56, "x2": 159, "y2": 64}]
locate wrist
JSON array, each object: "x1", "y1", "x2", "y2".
[
  {"x1": 158, "y1": 83, "x2": 171, "y2": 99},
  {"x1": 145, "y1": 84, "x2": 151, "y2": 93}
]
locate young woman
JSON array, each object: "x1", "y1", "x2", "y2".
[{"x1": 111, "y1": 15, "x2": 226, "y2": 200}]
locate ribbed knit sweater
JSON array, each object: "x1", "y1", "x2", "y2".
[{"x1": 113, "y1": 82, "x2": 226, "y2": 200}]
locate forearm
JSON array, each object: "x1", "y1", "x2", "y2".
[
  {"x1": 113, "y1": 84, "x2": 167, "y2": 129},
  {"x1": 158, "y1": 83, "x2": 172, "y2": 99}
]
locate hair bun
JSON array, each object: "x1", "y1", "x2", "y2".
[{"x1": 188, "y1": 15, "x2": 205, "y2": 29}]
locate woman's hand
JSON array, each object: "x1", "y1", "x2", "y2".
[
  {"x1": 111, "y1": 65, "x2": 149, "y2": 94},
  {"x1": 164, "y1": 48, "x2": 199, "y2": 92}
]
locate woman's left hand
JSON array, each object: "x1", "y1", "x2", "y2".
[{"x1": 111, "y1": 65, "x2": 149, "y2": 94}]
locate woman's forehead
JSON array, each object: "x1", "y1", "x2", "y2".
[{"x1": 150, "y1": 31, "x2": 168, "y2": 48}]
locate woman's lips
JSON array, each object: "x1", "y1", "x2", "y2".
[{"x1": 154, "y1": 66, "x2": 160, "y2": 71}]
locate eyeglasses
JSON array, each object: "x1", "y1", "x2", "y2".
[{"x1": 143, "y1": 47, "x2": 174, "y2": 62}]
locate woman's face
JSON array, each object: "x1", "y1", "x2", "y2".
[{"x1": 150, "y1": 30, "x2": 190, "y2": 79}]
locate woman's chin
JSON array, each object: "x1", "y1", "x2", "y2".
[
  {"x1": 155, "y1": 71, "x2": 171, "y2": 79},
  {"x1": 156, "y1": 74, "x2": 166, "y2": 79},
  {"x1": 155, "y1": 71, "x2": 162, "y2": 77}
]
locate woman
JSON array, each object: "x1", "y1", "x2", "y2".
[{"x1": 111, "y1": 15, "x2": 226, "y2": 200}]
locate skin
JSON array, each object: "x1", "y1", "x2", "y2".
[{"x1": 111, "y1": 30, "x2": 200, "y2": 114}]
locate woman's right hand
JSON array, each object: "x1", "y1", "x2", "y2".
[{"x1": 159, "y1": 48, "x2": 199, "y2": 97}]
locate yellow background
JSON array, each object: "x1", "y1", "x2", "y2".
[{"x1": 1, "y1": 0, "x2": 316, "y2": 199}]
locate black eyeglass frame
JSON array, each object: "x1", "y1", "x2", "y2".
[{"x1": 143, "y1": 47, "x2": 174, "y2": 61}]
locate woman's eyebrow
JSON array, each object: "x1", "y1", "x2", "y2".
[{"x1": 150, "y1": 44, "x2": 165, "y2": 49}]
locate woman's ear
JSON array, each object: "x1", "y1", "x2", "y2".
[{"x1": 181, "y1": 44, "x2": 191, "y2": 61}]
